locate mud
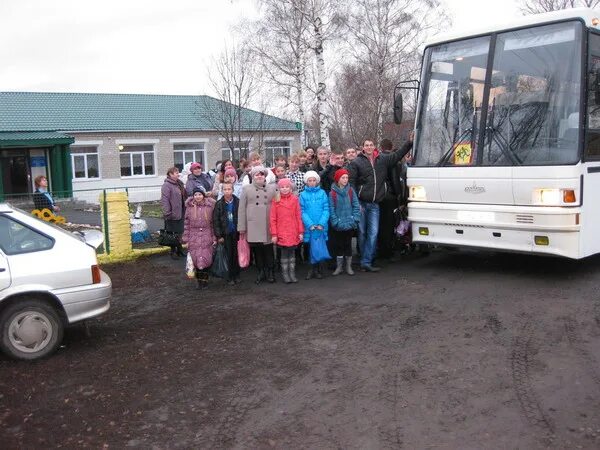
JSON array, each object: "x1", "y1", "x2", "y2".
[{"x1": 3, "y1": 250, "x2": 600, "y2": 448}]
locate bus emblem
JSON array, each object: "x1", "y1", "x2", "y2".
[{"x1": 465, "y1": 182, "x2": 485, "y2": 194}]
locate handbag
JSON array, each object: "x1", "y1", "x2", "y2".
[
  {"x1": 185, "y1": 253, "x2": 196, "y2": 279},
  {"x1": 309, "y1": 230, "x2": 331, "y2": 264},
  {"x1": 211, "y1": 243, "x2": 229, "y2": 278},
  {"x1": 237, "y1": 235, "x2": 250, "y2": 268},
  {"x1": 157, "y1": 229, "x2": 179, "y2": 247}
]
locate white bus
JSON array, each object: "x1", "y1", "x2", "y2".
[{"x1": 398, "y1": 8, "x2": 600, "y2": 259}]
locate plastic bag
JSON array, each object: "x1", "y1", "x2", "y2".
[
  {"x1": 309, "y1": 230, "x2": 331, "y2": 264},
  {"x1": 211, "y1": 243, "x2": 229, "y2": 278},
  {"x1": 237, "y1": 235, "x2": 251, "y2": 268},
  {"x1": 186, "y1": 253, "x2": 196, "y2": 279},
  {"x1": 395, "y1": 220, "x2": 410, "y2": 237}
]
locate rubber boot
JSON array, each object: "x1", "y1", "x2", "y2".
[
  {"x1": 315, "y1": 263, "x2": 323, "y2": 279},
  {"x1": 345, "y1": 256, "x2": 355, "y2": 276},
  {"x1": 255, "y1": 269, "x2": 266, "y2": 285},
  {"x1": 170, "y1": 247, "x2": 179, "y2": 260},
  {"x1": 333, "y1": 256, "x2": 344, "y2": 276},
  {"x1": 197, "y1": 272, "x2": 209, "y2": 290},
  {"x1": 289, "y1": 257, "x2": 298, "y2": 283},
  {"x1": 281, "y1": 257, "x2": 292, "y2": 284}
]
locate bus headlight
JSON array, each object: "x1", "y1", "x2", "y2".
[
  {"x1": 532, "y1": 188, "x2": 576, "y2": 205},
  {"x1": 409, "y1": 185, "x2": 427, "y2": 201}
]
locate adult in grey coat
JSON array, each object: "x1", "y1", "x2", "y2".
[
  {"x1": 185, "y1": 162, "x2": 213, "y2": 197},
  {"x1": 161, "y1": 166, "x2": 186, "y2": 258},
  {"x1": 238, "y1": 166, "x2": 278, "y2": 284}
]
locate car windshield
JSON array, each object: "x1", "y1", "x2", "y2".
[{"x1": 414, "y1": 21, "x2": 582, "y2": 167}]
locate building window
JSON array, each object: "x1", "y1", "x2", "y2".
[
  {"x1": 120, "y1": 144, "x2": 155, "y2": 177},
  {"x1": 173, "y1": 143, "x2": 206, "y2": 171},
  {"x1": 221, "y1": 143, "x2": 250, "y2": 163},
  {"x1": 71, "y1": 146, "x2": 99, "y2": 179},
  {"x1": 264, "y1": 141, "x2": 291, "y2": 166}
]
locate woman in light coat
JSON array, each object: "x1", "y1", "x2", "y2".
[{"x1": 237, "y1": 166, "x2": 278, "y2": 284}]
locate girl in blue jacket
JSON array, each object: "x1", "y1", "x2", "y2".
[
  {"x1": 300, "y1": 170, "x2": 329, "y2": 280},
  {"x1": 329, "y1": 168, "x2": 360, "y2": 276}
]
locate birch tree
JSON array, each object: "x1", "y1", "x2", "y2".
[
  {"x1": 252, "y1": 0, "x2": 310, "y2": 147},
  {"x1": 519, "y1": 0, "x2": 600, "y2": 14}
]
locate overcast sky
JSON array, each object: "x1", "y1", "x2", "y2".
[{"x1": 0, "y1": 0, "x2": 521, "y2": 96}]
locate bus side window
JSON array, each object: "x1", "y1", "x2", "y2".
[{"x1": 586, "y1": 34, "x2": 600, "y2": 159}]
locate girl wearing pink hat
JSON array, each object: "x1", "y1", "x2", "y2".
[{"x1": 270, "y1": 178, "x2": 304, "y2": 283}]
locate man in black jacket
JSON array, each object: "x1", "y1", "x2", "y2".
[
  {"x1": 377, "y1": 139, "x2": 399, "y2": 259},
  {"x1": 212, "y1": 183, "x2": 240, "y2": 285},
  {"x1": 348, "y1": 138, "x2": 412, "y2": 271}
]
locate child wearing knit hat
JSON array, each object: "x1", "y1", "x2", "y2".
[
  {"x1": 299, "y1": 171, "x2": 330, "y2": 279},
  {"x1": 269, "y1": 178, "x2": 304, "y2": 283},
  {"x1": 329, "y1": 168, "x2": 360, "y2": 275}
]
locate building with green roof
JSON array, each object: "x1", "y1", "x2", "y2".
[{"x1": 0, "y1": 92, "x2": 301, "y2": 202}]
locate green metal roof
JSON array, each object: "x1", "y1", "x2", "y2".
[
  {"x1": 0, "y1": 131, "x2": 74, "y2": 147},
  {"x1": 0, "y1": 92, "x2": 298, "y2": 132}
]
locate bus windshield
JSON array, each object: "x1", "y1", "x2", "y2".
[{"x1": 415, "y1": 21, "x2": 582, "y2": 167}]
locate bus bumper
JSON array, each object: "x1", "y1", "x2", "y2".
[{"x1": 408, "y1": 202, "x2": 581, "y2": 259}]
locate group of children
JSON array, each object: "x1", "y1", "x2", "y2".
[{"x1": 161, "y1": 145, "x2": 392, "y2": 289}]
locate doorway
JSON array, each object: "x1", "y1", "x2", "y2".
[{"x1": 0, "y1": 149, "x2": 31, "y2": 196}]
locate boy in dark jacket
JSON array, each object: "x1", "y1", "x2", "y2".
[{"x1": 212, "y1": 182, "x2": 241, "y2": 285}]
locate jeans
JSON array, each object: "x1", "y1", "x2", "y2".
[{"x1": 358, "y1": 202, "x2": 380, "y2": 267}]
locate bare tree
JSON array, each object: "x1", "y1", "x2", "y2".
[
  {"x1": 251, "y1": 0, "x2": 310, "y2": 147},
  {"x1": 346, "y1": 0, "x2": 443, "y2": 143},
  {"x1": 519, "y1": 0, "x2": 600, "y2": 14},
  {"x1": 200, "y1": 42, "x2": 265, "y2": 161}
]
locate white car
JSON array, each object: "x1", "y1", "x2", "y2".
[{"x1": 0, "y1": 203, "x2": 111, "y2": 360}]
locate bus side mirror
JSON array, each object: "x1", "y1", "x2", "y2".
[{"x1": 393, "y1": 93, "x2": 403, "y2": 124}]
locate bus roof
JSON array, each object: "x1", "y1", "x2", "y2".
[{"x1": 426, "y1": 7, "x2": 600, "y2": 47}]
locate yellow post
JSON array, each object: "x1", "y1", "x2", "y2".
[{"x1": 99, "y1": 192, "x2": 132, "y2": 256}]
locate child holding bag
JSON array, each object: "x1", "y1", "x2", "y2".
[
  {"x1": 213, "y1": 182, "x2": 241, "y2": 285},
  {"x1": 299, "y1": 170, "x2": 330, "y2": 280},
  {"x1": 270, "y1": 178, "x2": 304, "y2": 283}
]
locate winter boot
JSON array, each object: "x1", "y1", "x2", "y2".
[
  {"x1": 333, "y1": 256, "x2": 344, "y2": 276},
  {"x1": 345, "y1": 256, "x2": 355, "y2": 276},
  {"x1": 170, "y1": 247, "x2": 179, "y2": 260},
  {"x1": 266, "y1": 266, "x2": 276, "y2": 283},
  {"x1": 196, "y1": 272, "x2": 209, "y2": 290},
  {"x1": 305, "y1": 266, "x2": 314, "y2": 280},
  {"x1": 255, "y1": 269, "x2": 266, "y2": 285},
  {"x1": 315, "y1": 263, "x2": 323, "y2": 279},
  {"x1": 281, "y1": 257, "x2": 292, "y2": 284},
  {"x1": 289, "y1": 257, "x2": 298, "y2": 283}
]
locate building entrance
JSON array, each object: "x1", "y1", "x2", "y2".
[{"x1": 0, "y1": 149, "x2": 31, "y2": 196}]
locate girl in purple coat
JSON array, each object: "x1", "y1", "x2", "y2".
[{"x1": 182, "y1": 187, "x2": 216, "y2": 289}]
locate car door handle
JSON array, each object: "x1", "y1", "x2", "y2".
[{"x1": 0, "y1": 268, "x2": 5, "y2": 272}]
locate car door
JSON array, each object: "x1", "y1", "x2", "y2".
[{"x1": 0, "y1": 251, "x2": 10, "y2": 291}]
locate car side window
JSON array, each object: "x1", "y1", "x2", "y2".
[{"x1": 0, "y1": 215, "x2": 54, "y2": 255}]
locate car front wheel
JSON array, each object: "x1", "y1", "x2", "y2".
[{"x1": 0, "y1": 299, "x2": 64, "y2": 360}]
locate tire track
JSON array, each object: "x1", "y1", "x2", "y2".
[
  {"x1": 564, "y1": 316, "x2": 600, "y2": 388},
  {"x1": 205, "y1": 384, "x2": 262, "y2": 448},
  {"x1": 510, "y1": 319, "x2": 555, "y2": 436}
]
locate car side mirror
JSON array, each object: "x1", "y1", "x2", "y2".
[{"x1": 393, "y1": 93, "x2": 403, "y2": 124}]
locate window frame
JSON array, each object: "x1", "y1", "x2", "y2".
[
  {"x1": 71, "y1": 145, "x2": 101, "y2": 181},
  {"x1": 119, "y1": 144, "x2": 157, "y2": 178},
  {"x1": 264, "y1": 141, "x2": 291, "y2": 167},
  {"x1": 173, "y1": 143, "x2": 206, "y2": 171}
]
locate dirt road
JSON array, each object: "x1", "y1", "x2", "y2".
[{"x1": 2, "y1": 250, "x2": 600, "y2": 448}]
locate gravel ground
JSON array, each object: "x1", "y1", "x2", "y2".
[{"x1": 2, "y1": 250, "x2": 600, "y2": 449}]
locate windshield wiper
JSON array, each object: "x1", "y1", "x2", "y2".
[{"x1": 486, "y1": 126, "x2": 522, "y2": 165}]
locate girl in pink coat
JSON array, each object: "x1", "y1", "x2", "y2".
[
  {"x1": 182, "y1": 188, "x2": 216, "y2": 289},
  {"x1": 270, "y1": 178, "x2": 304, "y2": 283}
]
